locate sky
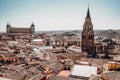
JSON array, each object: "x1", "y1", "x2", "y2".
[{"x1": 0, "y1": 0, "x2": 120, "y2": 32}]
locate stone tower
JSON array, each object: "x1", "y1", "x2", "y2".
[
  {"x1": 30, "y1": 22, "x2": 35, "y2": 33},
  {"x1": 82, "y1": 5, "x2": 94, "y2": 55}
]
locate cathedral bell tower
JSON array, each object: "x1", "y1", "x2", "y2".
[{"x1": 82, "y1": 5, "x2": 94, "y2": 55}]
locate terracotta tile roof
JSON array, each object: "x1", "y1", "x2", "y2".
[
  {"x1": 101, "y1": 71, "x2": 120, "y2": 80},
  {"x1": 89, "y1": 74, "x2": 102, "y2": 80},
  {"x1": 29, "y1": 74, "x2": 46, "y2": 80},
  {"x1": 57, "y1": 70, "x2": 70, "y2": 77},
  {"x1": 48, "y1": 75, "x2": 83, "y2": 80}
]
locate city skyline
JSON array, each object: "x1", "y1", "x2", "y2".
[{"x1": 0, "y1": 0, "x2": 120, "y2": 32}]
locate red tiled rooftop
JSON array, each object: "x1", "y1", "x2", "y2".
[{"x1": 57, "y1": 70, "x2": 70, "y2": 77}]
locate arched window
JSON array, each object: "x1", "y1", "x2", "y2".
[{"x1": 89, "y1": 35, "x2": 93, "y2": 39}]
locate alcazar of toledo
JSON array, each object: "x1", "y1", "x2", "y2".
[{"x1": 6, "y1": 22, "x2": 35, "y2": 34}]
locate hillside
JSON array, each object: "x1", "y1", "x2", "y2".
[{"x1": 97, "y1": 29, "x2": 120, "y2": 39}]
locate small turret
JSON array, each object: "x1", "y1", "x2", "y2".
[
  {"x1": 6, "y1": 22, "x2": 11, "y2": 34},
  {"x1": 30, "y1": 22, "x2": 35, "y2": 34},
  {"x1": 30, "y1": 22, "x2": 35, "y2": 27},
  {"x1": 6, "y1": 22, "x2": 11, "y2": 27}
]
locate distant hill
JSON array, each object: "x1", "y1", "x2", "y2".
[
  {"x1": 97, "y1": 29, "x2": 120, "y2": 39},
  {"x1": 36, "y1": 30, "x2": 102, "y2": 35},
  {"x1": 60, "y1": 30, "x2": 80, "y2": 37},
  {"x1": 45, "y1": 29, "x2": 120, "y2": 39}
]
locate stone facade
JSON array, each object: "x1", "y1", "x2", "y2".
[
  {"x1": 6, "y1": 23, "x2": 35, "y2": 34},
  {"x1": 82, "y1": 6, "x2": 94, "y2": 55}
]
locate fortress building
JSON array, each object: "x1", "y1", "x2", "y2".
[
  {"x1": 82, "y1": 5, "x2": 94, "y2": 55},
  {"x1": 6, "y1": 23, "x2": 35, "y2": 34}
]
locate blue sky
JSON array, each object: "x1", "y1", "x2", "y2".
[{"x1": 0, "y1": 0, "x2": 120, "y2": 31}]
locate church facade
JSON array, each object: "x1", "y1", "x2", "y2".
[{"x1": 82, "y1": 6, "x2": 94, "y2": 55}]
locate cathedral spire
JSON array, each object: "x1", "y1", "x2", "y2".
[{"x1": 86, "y1": 4, "x2": 90, "y2": 18}]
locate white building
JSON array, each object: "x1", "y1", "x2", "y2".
[{"x1": 70, "y1": 65, "x2": 97, "y2": 79}]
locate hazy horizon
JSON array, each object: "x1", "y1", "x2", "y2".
[
  {"x1": 0, "y1": 0, "x2": 120, "y2": 32},
  {"x1": 0, "y1": 29, "x2": 120, "y2": 33}
]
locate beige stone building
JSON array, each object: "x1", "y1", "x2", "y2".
[{"x1": 6, "y1": 23, "x2": 35, "y2": 34}]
